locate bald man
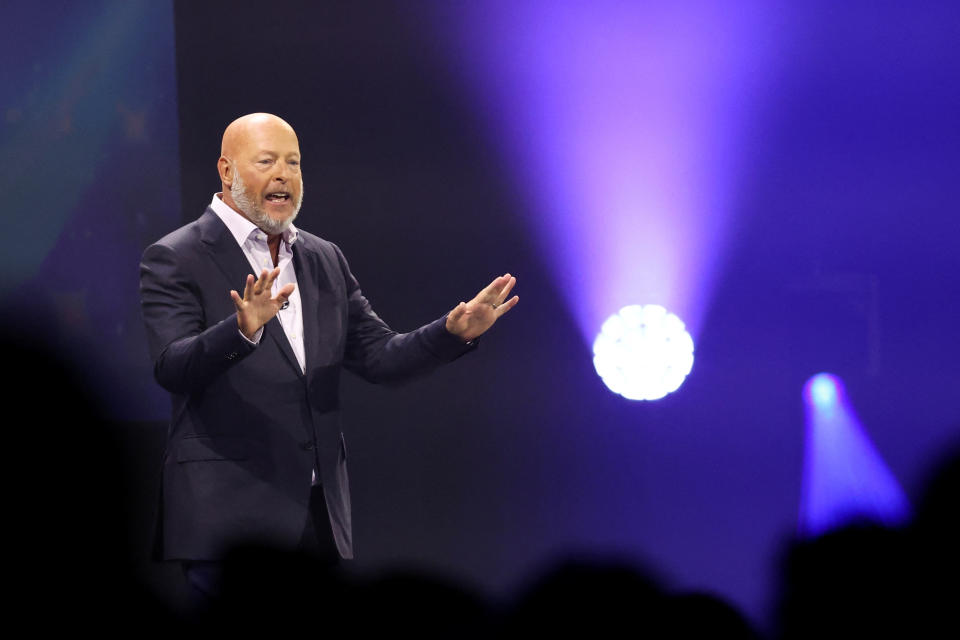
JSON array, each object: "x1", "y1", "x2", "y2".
[{"x1": 140, "y1": 113, "x2": 517, "y2": 592}]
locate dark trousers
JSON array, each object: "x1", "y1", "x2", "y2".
[
  {"x1": 183, "y1": 484, "x2": 340, "y2": 599},
  {"x1": 298, "y1": 483, "x2": 342, "y2": 565}
]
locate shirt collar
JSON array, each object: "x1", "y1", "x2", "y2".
[{"x1": 209, "y1": 193, "x2": 299, "y2": 247}]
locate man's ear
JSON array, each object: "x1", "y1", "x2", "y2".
[{"x1": 217, "y1": 156, "x2": 232, "y2": 186}]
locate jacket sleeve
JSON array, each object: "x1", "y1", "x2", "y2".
[
  {"x1": 335, "y1": 245, "x2": 475, "y2": 384},
  {"x1": 140, "y1": 242, "x2": 257, "y2": 394}
]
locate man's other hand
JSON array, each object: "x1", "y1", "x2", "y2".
[{"x1": 446, "y1": 273, "x2": 519, "y2": 342}]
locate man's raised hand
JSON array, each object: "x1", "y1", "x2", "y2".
[
  {"x1": 230, "y1": 268, "x2": 295, "y2": 340},
  {"x1": 446, "y1": 273, "x2": 519, "y2": 342}
]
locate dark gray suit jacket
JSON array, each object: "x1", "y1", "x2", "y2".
[{"x1": 140, "y1": 208, "x2": 472, "y2": 561}]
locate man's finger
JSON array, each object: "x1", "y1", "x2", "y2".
[
  {"x1": 496, "y1": 295, "x2": 519, "y2": 316},
  {"x1": 274, "y1": 283, "x2": 296, "y2": 305},
  {"x1": 243, "y1": 274, "x2": 255, "y2": 300},
  {"x1": 264, "y1": 267, "x2": 281, "y2": 289},
  {"x1": 496, "y1": 276, "x2": 517, "y2": 303},
  {"x1": 230, "y1": 289, "x2": 243, "y2": 310},
  {"x1": 479, "y1": 275, "x2": 505, "y2": 297},
  {"x1": 254, "y1": 269, "x2": 269, "y2": 295},
  {"x1": 473, "y1": 275, "x2": 507, "y2": 305}
]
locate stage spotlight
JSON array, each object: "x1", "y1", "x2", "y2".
[
  {"x1": 800, "y1": 373, "x2": 910, "y2": 536},
  {"x1": 593, "y1": 304, "x2": 694, "y2": 401},
  {"x1": 807, "y1": 373, "x2": 840, "y2": 410}
]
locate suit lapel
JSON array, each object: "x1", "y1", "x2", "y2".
[
  {"x1": 264, "y1": 315, "x2": 303, "y2": 377},
  {"x1": 199, "y1": 208, "x2": 253, "y2": 292},
  {"x1": 292, "y1": 242, "x2": 320, "y2": 374},
  {"x1": 199, "y1": 208, "x2": 304, "y2": 377}
]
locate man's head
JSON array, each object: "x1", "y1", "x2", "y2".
[{"x1": 218, "y1": 113, "x2": 304, "y2": 235}]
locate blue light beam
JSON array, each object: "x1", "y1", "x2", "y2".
[{"x1": 799, "y1": 374, "x2": 910, "y2": 537}]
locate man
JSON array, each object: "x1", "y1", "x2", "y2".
[{"x1": 140, "y1": 113, "x2": 517, "y2": 590}]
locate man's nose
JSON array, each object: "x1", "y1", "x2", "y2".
[{"x1": 272, "y1": 163, "x2": 292, "y2": 181}]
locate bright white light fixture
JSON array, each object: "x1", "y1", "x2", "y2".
[{"x1": 593, "y1": 304, "x2": 695, "y2": 401}]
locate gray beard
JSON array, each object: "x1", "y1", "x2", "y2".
[{"x1": 231, "y1": 171, "x2": 303, "y2": 235}]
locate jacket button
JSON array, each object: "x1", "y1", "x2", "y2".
[{"x1": 300, "y1": 441, "x2": 314, "y2": 451}]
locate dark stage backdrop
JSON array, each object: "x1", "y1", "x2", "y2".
[{"x1": 4, "y1": 0, "x2": 957, "y2": 627}]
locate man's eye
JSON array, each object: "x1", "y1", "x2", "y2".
[
  {"x1": 258, "y1": 159, "x2": 272, "y2": 165},
  {"x1": 289, "y1": 161, "x2": 300, "y2": 167}
]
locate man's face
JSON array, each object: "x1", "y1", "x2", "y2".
[{"x1": 227, "y1": 119, "x2": 303, "y2": 235}]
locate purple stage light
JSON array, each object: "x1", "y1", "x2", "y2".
[
  {"x1": 799, "y1": 374, "x2": 910, "y2": 536},
  {"x1": 433, "y1": 0, "x2": 779, "y2": 345}
]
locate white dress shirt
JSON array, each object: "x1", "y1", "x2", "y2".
[{"x1": 209, "y1": 193, "x2": 306, "y2": 374}]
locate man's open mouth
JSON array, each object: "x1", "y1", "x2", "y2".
[{"x1": 266, "y1": 192, "x2": 291, "y2": 202}]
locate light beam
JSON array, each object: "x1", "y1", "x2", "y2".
[
  {"x1": 433, "y1": 0, "x2": 779, "y2": 347},
  {"x1": 799, "y1": 373, "x2": 910, "y2": 536}
]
